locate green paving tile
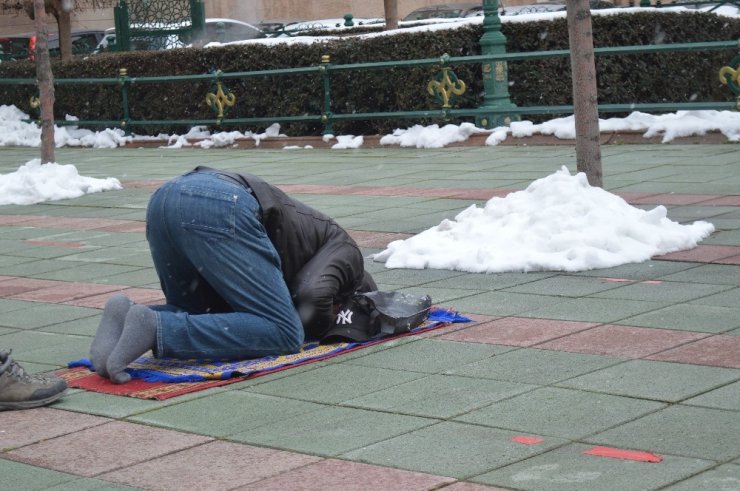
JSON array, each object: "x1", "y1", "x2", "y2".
[
  {"x1": 345, "y1": 338, "x2": 507, "y2": 373},
  {"x1": 129, "y1": 391, "x2": 325, "y2": 437},
  {"x1": 689, "y1": 287, "x2": 740, "y2": 308},
  {"x1": 472, "y1": 443, "x2": 714, "y2": 491},
  {"x1": 228, "y1": 405, "x2": 434, "y2": 457},
  {"x1": 666, "y1": 464, "x2": 740, "y2": 491},
  {"x1": 0, "y1": 326, "x2": 18, "y2": 336},
  {"x1": 556, "y1": 360, "x2": 740, "y2": 402},
  {"x1": 504, "y1": 275, "x2": 624, "y2": 297},
  {"x1": 4, "y1": 331, "x2": 91, "y2": 367},
  {"x1": 0, "y1": 458, "x2": 79, "y2": 490},
  {"x1": 456, "y1": 387, "x2": 665, "y2": 439},
  {"x1": 445, "y1": 291, "x2": 567, "y2": 317},
  {"x1": 683, "y1": 381, "x2": 740, "y2": 411},
  {"x1": 0, "y1": 259, "x2": 76, "y2": 277},
  {"x1": 658, "y1": 264, "x2": 740, "y2": 285},
  {"x1": 53, "y1": 388, "x2": 226, "y2": 419},
  {"x1": 587, "y1": 405, "x2": 740, "y2": 461},
  {"x1": 422, "y1": 271, "x2": 558, "y2": 291},
  {"x1": 447, "y1": 348, "x2": 625, "y2": 385},
  {"x1": 342, "y1": 421, "x2": 570, "y2": 479},
  {"x1": 572, "y1": 261, "x2": 697, "y2": 281},
  {"x1": 368, "y1": 268, "x2": 467, "y2": 287},
  {"x1": 42, "y1": 315, "x2": 101, "y2": 336},
  {"x1": 245, "y1": 363, "x2": 425, "y2": 404},
  {"x1": 0, "y1": 299, "x2": 39, "y2": 313},
  {"x1": 0, "y1": 304, "x2": 99, "y2": 330},
  {"x1": 520, "y1": 297, "x2": 668, "y2": 324},
  {"x1": 590, "y1": 281, "x2": 732, "y2": 303},
  {"x1": 341, "y1": 374, "x2": 536, "y2": 418},
  {"x1": 40, "y1": 263, "x2": 146, "y2": 282},
  {"x1": 617, "y1": 304, "x2": 740, "y2": 333}
]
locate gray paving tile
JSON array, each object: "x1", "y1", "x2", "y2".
[
  {"x1": 472, "y1": 443, "x2": 714, "y2": 491},
  {"x1": 245, "y1": 363, "x2": 426, "y2": 404},
  {"x1": 683, "y1": 380, "x2": 740, "y2": 411},
  {"x1": 129, "y1": 391, "x2": 324, "y2": 437},
  {"x1": 345, "y1": 338, "x2": 506, "y2": 373},
  {"x1": 341, "y1": 374, "x2": 536, "y2": 418},
  {"x1": 228, "y1": 406, "x2": 434, "y2": 457},
  {"x1": 587, "y1": 405, "x2": 740, "y2": 461},
  {"x1": 556, "y1": 359, "x2": 740, "y2": 402},
  {"x1": 447, "y1": 348, "x2": 625, "y2": 385},
  {"x1": 618, "y1": 304, "x2": 740, "y2": 333},
  {"x1": 342, "y1": 421, "x2": 569, "y2": 479},
  {"x1": 456, "y1": 387, "x2": 665, "y2": 439},
  {"x1": 666, "y1": 464, "x2": 740, "y2": 491}
]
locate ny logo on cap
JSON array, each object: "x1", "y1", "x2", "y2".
[{"x1": 336, "y1": 309, "x2": 354, "y2": 325}]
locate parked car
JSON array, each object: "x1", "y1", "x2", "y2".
[
  {"x1": 179, "y1": 18, "x2": 265, "y2": 45},
  {"x1": 402, "y1": 3, "x2": 484, "y2": 21},
  {"x1": 0, "y1": 29, "x2": 106, "y2": 61}
]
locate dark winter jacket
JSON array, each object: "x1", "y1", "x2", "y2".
[{"x1": 194, "y1": 166, "x2": 376, "y2": 338}]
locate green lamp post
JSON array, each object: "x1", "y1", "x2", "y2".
[{"x1": 477, "y1": 0, "x2": 518, "y2": 128}]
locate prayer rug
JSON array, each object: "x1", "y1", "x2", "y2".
[{"x1": 58, "y1": 309, "x2": 470, "y2": 400}]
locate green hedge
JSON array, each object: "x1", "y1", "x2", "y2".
[{"x1": 0, "y1": 11, "x2": 737, "y2": 136}]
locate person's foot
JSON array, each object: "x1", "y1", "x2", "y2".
[
  {"x1": 0, "y1": 351, "x2": 67, "y2": 411},
  {"x1": 90, "y1": 294, "x2": 133, "y2": 378},
  {"x1": 106, "y1": 304, "x2": 158, "y2": 384}
]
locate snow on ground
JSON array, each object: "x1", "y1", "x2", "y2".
[{"x1": 372, "y1": 166, "x2": 715, "y2": 273}]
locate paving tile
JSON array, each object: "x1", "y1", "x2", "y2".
[
  {"x1": 422, "y1": 271, "x2": 558, "y2": 291},
  {"x1": 228, "y1": 406, "x2": 434, "y2": 457},
  {"x1": 345, "y1": 338, "x2": 506, "y2": 373},
  {"x1": 246, "y1": 363, "x2": 426, "y2": 404},
  {"x1": 342, "y1": 421, "x2": 569, "y2": 479},
  {"x1": 688, "y1": 287, "x2": 740, "y2": 308},
  {"x1": 8, "y1": 282, "x2": 124, "y2": 303},
  {"x1": 235, "y1": 458, "x2": 456, "y2": 491},
  {"x1": 617, "y1": 304, "x2": 740, "y2": 333},
  {"x1": 503, "y1": 275, "x2": 625, "y2": 297},
  {"x1": 556, "y1": 359, "x2": 740, "y2": 402},
  {"x1": 0, "y1": 277, "x2": 63, "y2": 298},
  {"x1": 438, "y1": 317, "x2": 598, "y2": 347},
  {"x1": 7, "y1": 421, "x2": 212, "y2": 477},
  {"x1": 519, "y1": 297, "x2": 668, "y2": 324},
  {"x1": 0, "y1": 458, "x2": 80, "y2": 490},
  {"x1": 0, "y1": 408, "x2": 109, "y2": 450},
  {"x1": 656, "y1": 245, "x2": 740, "y2": 263},
  {"x1": 657, "y1": 263, "x2": 740, "y2": 285},
  {"x1": 646, "y1": 335, "x2": 740, "y2": 369},
  {"x1": 666, "y1": 464, "x2": 740, "y2": 491},
  {"x1": 536, "y1": 325, "x2": 709, "y2": 358},
  {"x1": 587, "y1": 405, "x2": 740, "y2": 461},
  {"x1": 472, "y1": 443, "x2": 714, "y2": 491},
  {"x1": 447, "y1": 348, "x2": 625, "y2": 385},
  {"x1": 442, "y1": 291, "x2": 567, "y2": 317},
  {"x1": 129, "y1": 391, "x2": 325, "y2": 437},
  {"x1": 44, "y1": 476, "x2": 143, "y2": 490},
  {"x1": 590, "y1": 281, "x2": 732, "y2": 303},
  {"x1": 0, "y1": 303, "x2": 99, "y2": 330},
  {"x1": 683, "y1": 380, "x2": 740, "y2": 411},
  {"x1": 100, "y1": 440, "x2": 320, "y2": 491},
  {"x1": 341, "y1": 374, "x2": 535, "y2": 418},
  {"x1": 440, "y1": 483, "x2": 508, "y2": 491},
  {"x1": 456, "y1": 387, "x2": 665, "y2": 440}
]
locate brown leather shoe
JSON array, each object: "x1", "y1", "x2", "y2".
[{"x1": 0, "y1": 350, "x2": 67, "y2": 410}]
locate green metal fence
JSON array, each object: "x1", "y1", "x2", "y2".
[{"x1": 0, "y1": 39, "x2": 737, "y2": 135}]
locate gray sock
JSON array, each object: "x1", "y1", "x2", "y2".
[
  {"x1": 89, "y1": 294, "x2": 133, "y2": 378},
  {"x1": 106, "y1": 304, "x2": 157, "y2": 384}
]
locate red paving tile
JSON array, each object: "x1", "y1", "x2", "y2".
[
  {"x1": 699, "y1": 196, "x2": 740, "y2": 206},
  {"x1": 714, "y1": 254, "x2": 740, "y2": 265},
  {"x1": 646, "y1": 335, "x2": 740, "y2": 369},
  {"x1": 0, "y1": 278, "x2": 65, "y2": 297},
  {"x1": 348, "y1": 230, "x2": 412, "y2": 248},
  {"x1": 66, "y1": 287, "x2": 165, "y2": 308},
  {"x1": 235, "y1": 458, "x2": 456, "y2": 491},
  {"x1": 443, "y1": 483, "x2": 509, "y2": 491},
  {"x1": 655, "y1": 245, "x2": 740, "y2": 263},
  {"x1": 0, "y1": 214, "x2": 38, "y2": 225},
  {"x1": 101, "y1": 440, "x2": 320, "y2": 491},
  {"x1": 7, "y1": 421, "x2": 212, "y2": 477},
  {"x1": 9, "y1": 282, "x2": 125, "y2": 303},
  {"x1": 439, "y1": 317, "x2": 598, "y2": 347},
  {"x1": 535, "y1": 324, "x2": 710, "y2": 358},
  {"x1": 627, "y1": 193, "x2": 717, "y2": 205},
  {"x1": 121, "y1": 179, "x2": 161, "y2": 189},
  {"x1": 94, "y1": 221, "x2": 146, "y2": 233},
  {"x1": 0, "y1": 408, "x2": 109, "y2": 450}
]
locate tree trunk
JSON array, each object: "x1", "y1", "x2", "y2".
[
  {"x1": 566, "y1": 0, "x2": 602, "y2": 187},
  {"x1": 56, "y1": 0, "x2": 73, "y2": 61},
  {"x1": 34, "y1": 0, "x2": 55, "y2": 164},
  {"x1": 384, "y1": 0, "x2": 398, "y2": 30}
]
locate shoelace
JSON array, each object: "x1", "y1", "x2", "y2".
[{"x1": 0, "y1": 350, "x2": 49, "y2": 383}]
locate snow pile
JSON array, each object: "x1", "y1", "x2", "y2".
[
  {"x1": 0, "y1": 159, "x2": 122, "y2": 206},
  {"x1": 372, "y1": 166, "x2": 715, "y2": 272}
]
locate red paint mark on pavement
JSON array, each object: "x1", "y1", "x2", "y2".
[
  {"x1": 512, "y1": 436, "x2": 545, "y2": 445},
  {"x1": 25, "y1": 240, "x2": 83, "y2": 248},
  {"x1": 599, "y1": 277, "x2": 633, "y2": 283},
  {"x1": 640, "y1": 280, "x2": 663, "y2": 285},
  {"x1": 583, "y1": 446, "x2": 663, "y2": 463}
]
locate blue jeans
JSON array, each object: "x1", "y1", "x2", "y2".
[{"x1": 145, "y1": 170, "x2": 304, "y2": 360}]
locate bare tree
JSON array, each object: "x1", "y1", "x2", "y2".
[
  {"x1": 566, "y1": 0, "x2": 603, "y2": 187},
  {"x1": 384, "y1": 0, "x2": 398, "y2": 30},
  {"x1": 33, "y1": 0, "x2": 55, "y2": 163}
]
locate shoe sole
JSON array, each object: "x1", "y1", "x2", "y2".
[{"x1": 0, "y1": 389, "x2": 67, "y2": 411}]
